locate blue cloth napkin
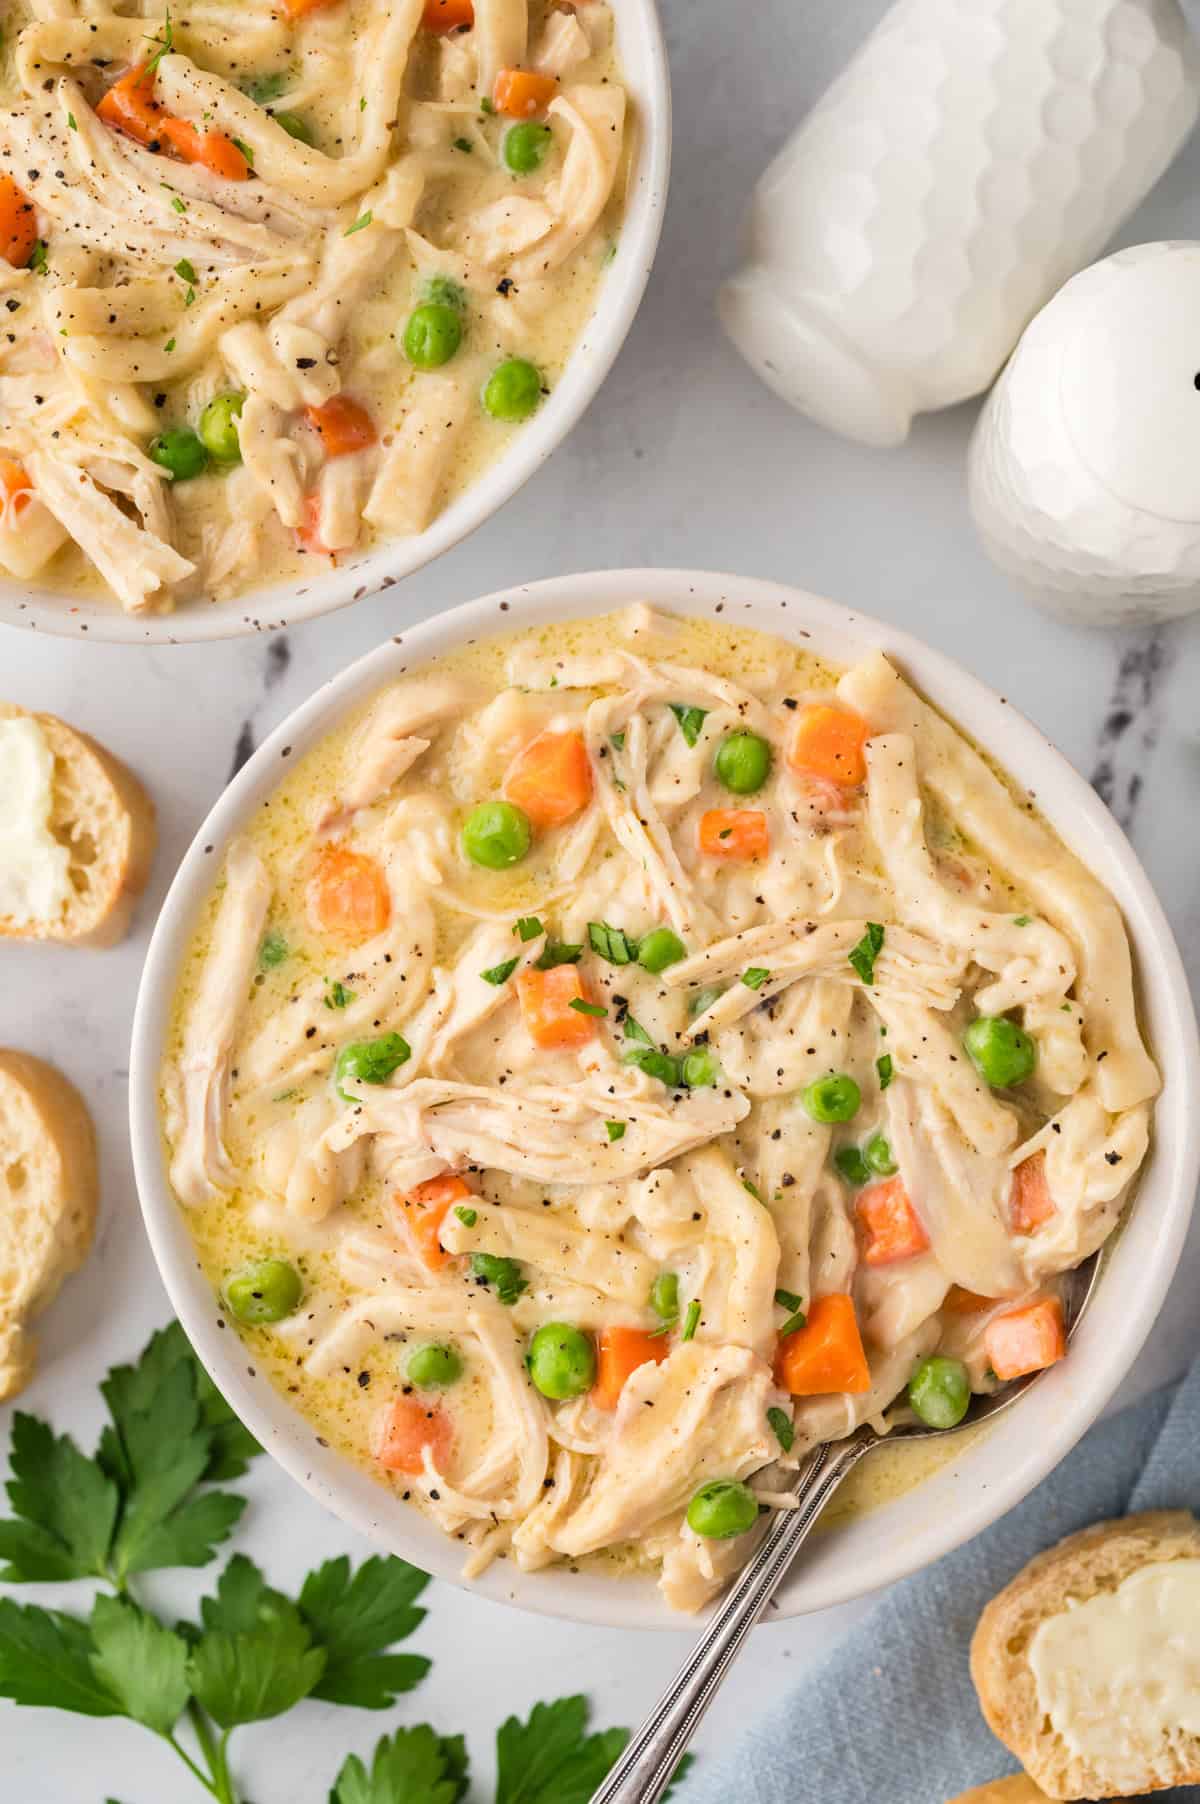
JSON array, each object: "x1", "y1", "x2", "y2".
[{"x1": 679, "y1": 1358, "x2": 1200, "y2": 1804}]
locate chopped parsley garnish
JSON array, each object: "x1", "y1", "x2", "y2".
[
  {"x1": 779, "y1": 1308, "x2": 806, "y2": 1338},
  {"x1": 680, "y1": 1300, "x2": 701, "y2": 1342},
  {"x1": 171, "y1": 196, "x2": 187, "y2": 214},
  {"x1": 144, "y1": 8, "x2": 175, "y2": 77},
  {"x1": 231, "y1": 137, "x2": 254, "y2": 165},
  {"x1": 775, "y1": 1288, "x2": 806, "y2": 1336},
  {"x1": 514, "y1": 915, "x2": 543, "y2": 942},
  {"x1": 668, "y1": 703, "x2": 708, "y2": 748},
  {"x1": 609, "y1": 731, "x2": 625, "y2": 752},
  {"x1": 480, "y1": 95, "x2": 496, "y2": 113},
  {"x1": 470, "y1": 1253, "x2": 526, "y2": 1305},
  {"x1": 246, "y1": 71, "x2": 289, "y2": 103},
  {"x1": 775, "y1": 1288, "x2": 802, "y2": 1312},
  {"x1": 588, "y1": 921, "x2": 637, "y2": 964},
  {"x1": 344, "y1": 210, "x2": 372, "y2": 237},
  {"x1": 324, "y1": 979, "x2": 355, "y2": 1010},
  {"x1": 535, "y1": 940, "x2": 583, "y2": 970},
  {"x1": 741, "y1": 967, "x2": 770, "y2": 991},
  {"x1": 452, "y1": 135, "x2": 473, "y2": 152},
  {"x1": 876, "y1": 1053, "x2": 894, "y2": 1090},
  {"x1": 67, "y1": 112, "x2": 77, "y2": 130},
  {"x1": 480, "y1": 956, "x2": 520, "y2": 985},
  {"x1": 742, "y1": 1178, "x2": 763, "y2": 1201},
  {"x1": 453, "y1": 1205, "x2": 477, "y2": 1227},
  {"x1": 28, "y1": 240, "x2": 47, "y2": 275},
  {"x1": 257, "y1": 930, "x2": 289, "y2": 970},
  {"x1": 849, "y1": 922, "x2": 885, "y2": 986},
  {"x1": 1013, "y1": 915, "x2": 1032, "y2": 926},
  {"x1": 569, "y1": 999, "x2": 608, "y2": 1017},
  {"x1": 164, "y1": 337, "x2": 176, "y2": 353},
  {"x1": 604, "y1": 1121, "x2": 626, "y2": 1142},
  {"x1": 623, "y1": 1014, "x2": 653, "y2": 1046},
  {"x1": 767, "y1": 1406, "x2": 794, "y2": 1452}
]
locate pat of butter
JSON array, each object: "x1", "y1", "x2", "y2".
[
  {"x1": 0, "y1": 716, "x2": 72, "y2": 924},
  {"x1": 1028, "y1": 1559, "x2": 1200, "y2": 1790}
]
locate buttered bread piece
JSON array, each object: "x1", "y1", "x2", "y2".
[
  {"x1": 971, "y1": 1512, "x2": 1200, "y2": 1800},
  {"x1": 948, "y1": 1781, "x2": 1052, "y2": 1804},
  {"x1": 0, "y1": 705, "x2": 155, "y2": 945},
  {"x1": 0, "y1": 1050, "x2": 98, "y2": 1399}
]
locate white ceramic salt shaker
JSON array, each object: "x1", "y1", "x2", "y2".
[
  {"x1": 969, "y1": 240, "x2": 1200, "y2": 625},
  {"x1": 719, "y1": 0, "x2": 1200, "y2": 448}
]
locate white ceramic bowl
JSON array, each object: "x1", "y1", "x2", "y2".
[
  {"x1": 129, "y1": 569, "x2": 1200, "y2": 1629},
  {"x1": 1, "y1": 10, "x2": 670, "y2": 646}
]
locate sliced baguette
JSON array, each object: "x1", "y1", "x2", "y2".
[
  {"x1": 948, "y1": 1781, "x2": 1053, "y2": 1804},
  {"x1": 0, "y1": 703, "x2": 155, "y2": 946},
  {"x1": 0, "y1": 1050, "x2": 98, "y2": 1399},
  {"x1": 971, "y1": 1512, "x2": 1200, "y2": 1800}
]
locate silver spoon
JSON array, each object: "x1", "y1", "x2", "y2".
[{"x1": 590, "y1": 1258, "x2": 1100, "y2": 1804}]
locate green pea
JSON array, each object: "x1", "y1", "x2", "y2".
[
  {"x1": 834, "y1": 1144, "x2": 869, "y2": 1186},
  {"x1": 405, "y1": 1342, "x2": 462, "y2": 1388},
  {"x1": 225, "y1": 1258, "x2": 302, "y2": 1325},
  {"x1": 527, "y1": 1322, "x2": 595, "y2": 1401},
  {"x1": 714, "y1": 731, "x2": 772, "y2": 796},
  {"x1": 198, "y1": 392, "x2": 245, "y2": 464},
  {"x1": 334, "y1": 1032, "x2": 410, "y2": 1100},
  {"x1": 864, "y1": 1132, "x2": 897, "y2": 1177},
  {"x1": 622, "y1": 1044, "x2": 682, "y2": 1087},
  {"x1": 651, "y1": 1272, "x2": 679, "y2": 1321},
  {"x1": 686, "y1": 1478, "x2": 759, "y2": 1540},
  {"x1": 273, "y1": 109, "x2": 313, "y2": 144},
  {"x1": 681, "y1": 1046, "x2": 718, "y2": 1089},
  {"x1": 688, "y1": 985, "x2": 724, "y2": 1018},
  {"x1": 461, "y1": 800, "x2": 532, "y2": 870},
  {"x1": 637, "y1": 927, "x2": 686, "y2": 974},
  {"x1": 963, "y1": 1016, "x2": 1036, "y2": 1089},
  {"x1": 503, "y1": 120, "x2": 553, "y2": 174},
  {"x1": 246, "y1": 72, "x2": 289, "y2": 103},
  {"x1": 483, "y1": 357, "x2": 543, "y2": 422},
  {"x1": 149, "y1": 427, "x2": 209, "y2": 482},
  {"x1": 404, "y1": 301, "x2": 463, "y2": 370},
  {"x1": 801, "y1": 1072, "x2": 861, "y2": 1125},
  {"x1": 908, "y1": 1355, "x2": 972, "y2": 1429}
]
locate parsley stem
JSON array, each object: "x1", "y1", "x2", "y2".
[
  {"x1": 164, "y1": 1722, "x2": 228, "y2": 1801},
  {"x1": 179, "y1": 1704, "x2": 241, "y2": 1804}
]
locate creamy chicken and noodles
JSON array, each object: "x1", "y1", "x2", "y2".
[
  {"x1": 161, "y1": 606, "x2": 1159, "y2": 1611},
  {"x1": 0, "y1": 0, "x2": 627, "y2": 612}
]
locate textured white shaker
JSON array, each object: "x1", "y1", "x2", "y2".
[
  {"x1": 718, "y1": 0, "x2": 1200, "y2": 448},
  {"x1": 969, "y1": 240, "x2": 1200, "y2": 625}
]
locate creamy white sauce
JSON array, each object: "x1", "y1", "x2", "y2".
[{"x1": 0, "y1": 716, "x2": 72, "y2": 924}]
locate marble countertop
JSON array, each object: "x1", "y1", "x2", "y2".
[{"x1": 6, "y1": 1, "x2": 1200, "y2": 1797}]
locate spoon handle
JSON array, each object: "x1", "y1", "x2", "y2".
[{"x1": 589, "y1": 1435, "x2": 873, "y2": 1804}]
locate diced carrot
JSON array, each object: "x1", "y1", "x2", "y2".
[
  {"x1": 516, "y1": 964, "x2": 597, "y2": 1049},
  {"x1": 305, "y1": 395, "x2": 378, "y2": 459},
  {"x1": 280, "y1": 0, "x2": 344, "y2": 18},
  {"x1": 698, "y1": 809, "x2": 769, "y2": 861},
  {"x1": 856, "y1": 1177, "x2": 929, "y2": 1267},
  {"x1": 788, "y1": 703, "x2": 871, "y2": 788},
  {"x1": 0, "y1": 175, "x2": 37, "y2": 270},
  {"x1": 591, "y1": 1325, "x2": 668, "y2": 1411},
  {"x1": 307, "y1": 843, "x2": 390, "y2": 940},
  {"x1": 397, "y1": 1173, "x2": 473, "y2": 1272},
  {"x1": 0, "y1": 460, "x2": 33, "y2": 517},
  {"x1": 161, "y1": 117, "x2": 250, "y2": 181},
  {"x1": 297, "y1": 494, "x2": 334, "y2": 557},
  {"x1": 774, "y1": 1293, "x2": 870, "y2": 1397},
  {"x1": 943, "y1": 1285, "x2": 995, "y2": 1316},
  {"x1": 493, "y1": 67, "x2": 559, "y2": 116},
  {"x1": 422, "y1": 0, "x2": 474, "y2": 28},
  {"x1": 375, "y1": 1395, "x2": 454, "y2": 1475},
  {"x1": 503, "y1": 729, "x2": 593, "y2": 831},
  {"x1": 984, "y1": 1296, "x2": 1066, "y2": 1382},
  {"x1": 1009, "y1": 1150, "x2": 1055, "y2": 1235},
  {"x1": 97, "y1": 64, "x2": 166, "y2": 147}
]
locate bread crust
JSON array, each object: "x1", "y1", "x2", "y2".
[
  {"x1": 0, "y1": 705, "x2": 156, "y2": 946},
  {"x1": 971, "y1": 1512, "x2": 1200, "y2": 1800},
  {"x1": 0, "y1": 1049, "x2": 98, "y2": 1398}
]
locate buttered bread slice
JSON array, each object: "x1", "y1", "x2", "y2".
[
  {"x1": 971, "y1": 1512, "x2": 1200, "y2": 1800},
  {"x1": 948, "y1": 1781, "x2": 1053, "y2": 1804},
  {"x1": 0, "y1": 1050, "x2": 98, "y2": 1399},
  {"x1": 0, "y1": 704, "x2": 155, "y2": 945}
]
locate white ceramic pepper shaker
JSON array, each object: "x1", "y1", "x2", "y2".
[
  {"x1": 969, "y1": 239, "x2": 1200, "y2": 625},
  {"x1": 719, "y1": 0, "x2": 1200, "y2": 448}
]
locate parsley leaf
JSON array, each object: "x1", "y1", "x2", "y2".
[
  {"x1": 848, "y1": 922, "x2": 885, "y2": 986},
  {"x1": 143, "y1": 7, "x2": 174, "y2": 77},
  {"x1": 0, "y1": 1600, "x2": 122, "y2": 1717},
  {"x1": 588, "y1": 921, "x2": 637, "y2": 964},
  {"x1": 299, "y1": 1554, "x2": 431, "y2": 1710},
  {"x1": 514, "y1": 915, "x2": 543, "y2": 941},
  {"x1": 605, "y1": 1120, "x2": 626, "y2": 1142},
  {"x1": 481, "y1": 956, "x2": 520, "y2": 985},
  {"x1": 0, "y1": 1413, "x2": 118, "y2": 1583},
  {"x1": 668, "y1": 703, "x2": 707, "y2": 748},
  {"x1": 187, "y1": 1618, "x2": 323, "y2": 1728},
  {"x1": 622, "y1": 1013, "x2": 653, "y2": 1046},
  {"x1": 876, "y1": 1052, "x2": 894, "y2": 1090},
  {"x1": 174, "y1": 257, "x2": 197, "y2": 284},
  {"x1": 767, "y1": 1406, "x2": 794, "y2": 1452},
  {"x1": 741, "y1": 966, "x2": 770, "y2": 990},
  {"x1": 453, "y1": 1204, "x2": 477, "y2": 1227},
  {"x1": 534, "y1": 940, "x2": 583, "y2": 970},
  {"x1": 569, "y1": 998, "x2": 607, "y2": 1017},
  {"x1": 331, "y1": 1725, "x2": 469, "y2": 1804},
  {"x1": 325, "y1": 979, "x2": 355, "y2": 1009},
  {"x1": 470, "y1": 1253, "x2": 527, "y2": 1305},
  {"x1": 495, "y1": 1695, "x2": 632, "y2": 1804},
  {"x1": 89, "y1": 1595, "x2": 190, "y2": 1735},
  {"x1": 680, "y1": 1300, "x2": 701, "y2": 1342},
  {"x1": 344, "y1": 210, "x2": 373, "y2": 237}
]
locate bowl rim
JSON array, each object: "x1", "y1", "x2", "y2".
[
  {"x1": 0, "y1": 3, "x2": 671, "y2": 645},
  {"x1": 129, "y1": 567, "x2": 1200, "y2": 1630}
]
